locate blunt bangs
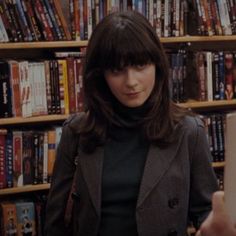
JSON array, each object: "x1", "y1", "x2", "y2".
[{"x1": 95, "y1": 14, "x2": 161, "y2": 71}]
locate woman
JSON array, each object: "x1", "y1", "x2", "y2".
[{"x1": 45, "y1": 11, "x2": 218, "y2": 236}]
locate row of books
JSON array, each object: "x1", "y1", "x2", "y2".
[
  {"x1": 72, "y1": 0, "x2": 236, "y2": 38},
  {"x1": 0, "y1": 56, "x2": 84, "y2": 118},
  {"x1": 190, "y1": 0, "x2": 236, "y2": 36},
  {"x1": 200, "y1": 113, "x2": 225, "y2": 163},
  {"x1": 0, "y1": 198, "x2": 47, "y2": 236},
  {"x1": 169, "y1": 50, "x2": 236, "y2": 103},
  {"x1": 2, "y1": 49, "x2": 236, "y2": 118},
  {"x1": 0, "y1": 127, "x2": 62, "y2": 189},
  {"x1": 0, "y1": 0, "x2": 71, "y2": 42},
  {"x1": 2, "y1": 0, "x2": 236, "y2": 43}
]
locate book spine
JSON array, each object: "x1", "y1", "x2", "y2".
[
  {"x1": 9, "y1": 61, "x2": 22, "y2": 117},
  {"x1": 34, "y1": 0, "x2": 53, "y2": 41},
  {"x1": 5, "y1": 132, "x2": 13, "y2": 188},
  {"x1": 15, "y1": 0, "x2": 33, "y2": 41},
  {"x1": 224, "y1": 52, "x2": 234, "y2": 100},
  {"x1": 22, "y1": 131, "x2": 34, "y2": 185},
  {"x1": 21, "y1": 0, "x2": 37, "y2": 41},
  {"x1": 6, "y1": 0, "x2": 24, "y2": 41},
  {"x1": 0, "y1": 15, "x2": 9, "y2": 42},
  {"x1": 66, "y1": 57, "x2": 76, "y2": 113},
  {"x1": 0, "y1": 61, "x2": 12, "y2": 118},
  {"x1": 212, "y1": 52, "x2": 220, "y2": 100},
  {"x1": 24, "y1": 0, "x2": 43, "y2": 41},
  {"x1": 33, "y1": 132, "x2": 39, "y2": 184},
  {"x1": 210, "y1": 0, "x2": 223, "y2": 35},
  {"x1": 43, "y1": 131, "x2": 48, "y2": 184},
  {"x1": 206, "y1": 51, "x2": 213, "y2": 101},
  {"x1": 218, "y1": 51, "x2": 225, "y2": 100},
  {"x1": 47, "y1": 129, "x2": 56, "y2": 183},
  {"x1": 44, "y1": 60, "x2": 53, "y2": 115},
  {"x1": 43, "y1": 0, "x2": 62, "y2": 40},
  {"x1": 37, "y1": 132, "x2": 44, "y2": 184},
  {"x1": 13, "y1": 131, "x2": 23, "y2": 187},
  {"x1": 53, "y1": 60, "x2": 61, "y2": 114},
  {"x1": 52, "y1": 0, "x2": 72, "y2": 40},
  {"x1": 0, "y1": 131, "x2": 7, "y2": 189},
  {"x1": 0, "y1": 1, "x2": 15, "y2": 41}
]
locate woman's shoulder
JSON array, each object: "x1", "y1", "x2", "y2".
[
  {"x1": 63, "y1": 112, "x2": 87, "y2": 133},
  {"x1": 178, "y1": 114, "x2": 205, "y2": 132}
]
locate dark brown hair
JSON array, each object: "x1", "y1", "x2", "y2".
[{"x1": 77, "y1": 11, "x2": 188, "y2": 153}]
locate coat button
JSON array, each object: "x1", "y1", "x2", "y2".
[
  {"x1": 168, "y1": 198, "x2": 179, "y2": 209},
  {"x1": 71, "y1": 192, "x2": 80, "y2": 200},
  {"x1": 168, "y1": 229, "x2": 177, "y2": 236}
]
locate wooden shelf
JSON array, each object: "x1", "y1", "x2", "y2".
[
  {"x1": 0, "y1": 40, "x2": 88, "y2": 49},
  {"x1": 0, "y1": 184, "x2": 50, "y2": 196},
  {"x1": 212, "y1": 162, "x2": 225, "y2": 168},
  {"x1": 0, "y1": 114, "x2": 69, "y2": 125},
  {"x1": 1, "y1": 35, "x2": 236, "y2": 49},
  {"x1": 179, "y1": 99, "x2": 236, "y2": 109},
  {"x1": 161, "y1": 35, "x2": 236, "y2": 43}
]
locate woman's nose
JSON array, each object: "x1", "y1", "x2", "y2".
[{"x1": 125, "y1": 69, "x2": 138, "y2": 87}]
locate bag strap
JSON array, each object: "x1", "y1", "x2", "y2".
[{"x1": 64, "y1": 155, "x2": 79, "y2": 227}]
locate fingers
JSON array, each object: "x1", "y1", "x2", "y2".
[
  {"x1": 212, "y1": 191, "x2": 225, "y2": 214},
  {"x1": 196, "y1": 230, "x2": 201, "y2": 236}
]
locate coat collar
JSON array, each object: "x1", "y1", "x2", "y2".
[{"x1": 78, "y1": 127, "x2": 185, "y2": 216}]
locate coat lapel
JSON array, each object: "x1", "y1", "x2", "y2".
[
  {"x1": 78, "y1": 146, "x2": 104, "y2": 216},
  {"x1": 137, "y1": 129, "x2": 185, "y2": 208}
]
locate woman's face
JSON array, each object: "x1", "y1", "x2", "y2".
[{"x1": 105, "y1": 64, "x2": 155, "y2": 107}]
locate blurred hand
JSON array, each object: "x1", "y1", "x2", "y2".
[{"x1": 196, "y1": 191, "x2": 236, "y2": 236}]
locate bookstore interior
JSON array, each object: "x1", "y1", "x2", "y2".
[{"x1": 0, "y1": 0, "x2": 236, "y2": 235}]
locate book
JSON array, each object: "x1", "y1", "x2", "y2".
[
  {"x1": 22, "y1": 131, "x2": 34, "y2": 185},
  {"x1": 0, "y1": 202, "x2": 18, "y2": 236},
  {"x1": 0, "y1": 129, "x2": 7, "y2": 189},
  {"x1": 16, "y1": 202, "x2": 36, "y2": 236},
  {"x1": 0, "y1": 60, "x2": 12, "y2": 118},
  {"x1": 47, "y1": 129, "x2": 56, "y2": 183},
  {"x1": 13, "y1": 131, "x2": 23, "y2": 187}
]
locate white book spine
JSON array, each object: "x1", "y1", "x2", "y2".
[{"x1": 206, "y1": 52, "x2": 213, "y2": 101}]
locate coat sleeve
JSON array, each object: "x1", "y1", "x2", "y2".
[
  {"x1": 44, "y1": 115, "x2": 79, "y2": 236},
  {"x1": 188, "y1": 117, "x2": 219, "y2": 229}
]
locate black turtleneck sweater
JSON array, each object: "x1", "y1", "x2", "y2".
[{"x1": 98, "y1": 102, "x2": 150, "y2": 236}]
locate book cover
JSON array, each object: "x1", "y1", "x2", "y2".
[
  {"x1": 0, "y1": 202, "x2": 18, "y2": 236},
  {"x1": 15, "y1": 202, "x2": 36, "y2": 236}
]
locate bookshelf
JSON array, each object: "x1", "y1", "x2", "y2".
[
  {"x1": 0, "y1": 35, "x2": 231, "y2": 192},
  {"x1": 0, "y1": 0, "x2": 235, "y2": 235}
]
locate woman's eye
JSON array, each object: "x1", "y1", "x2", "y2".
[
  {"x1": 135, "y1": 65, "x2": 146, "y2": 70},
  {"x1": 111, "y1": 68, "x2": 124, "y2": 75}
]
